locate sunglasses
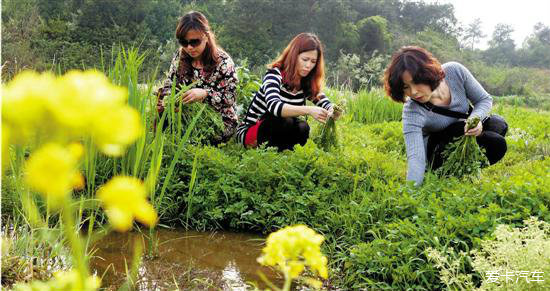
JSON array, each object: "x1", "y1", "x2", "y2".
[{"x1": 179, "y1": 38, "x2": 203, "y2": 48}]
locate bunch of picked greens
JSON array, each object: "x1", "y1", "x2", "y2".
[
  {"x1": 180, "y1": 101, "x2": 224, "y2": 145},
  {"x1": 313, "y1": 103, "x2": 344, "y2": 151},
  {"x1": 161, "y1": 83, "x2": 225, "y2": 145},
  {"x1": 436, "y1": 116, "x2": 489, "y2": 179}
]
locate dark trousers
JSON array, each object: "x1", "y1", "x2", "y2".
[
  {"x1": 427, "y1": 115, "x2": 508, "y2": 170},
  {"x1": 257, "y1": 114, "x2": 310, "y2": 151}
]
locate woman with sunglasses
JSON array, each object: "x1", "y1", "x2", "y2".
[
  {"x1": 236, "y1": 33, "x2": 338, "y2": 151},
  {"x1": 383, "y1": 46, "x2": 508, "y2": 186},
  {"x1": 156, "y1": 11, "x2": 238, "y2": 144}
]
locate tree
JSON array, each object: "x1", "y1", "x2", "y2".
[
  {"x1": 217, "y1": 0, "x2": 354, "y2": 67},
  {"x1": 462, "y1": 18, "x2": 486, "y2": 50},
  {"x1": 398, "y1": 1, "x2": 457, "y2": 35},
  {"x1": 1, "y1": 0, "x2": 43, "y2": 80},
  {"x1": 312, "y1": 0, "x2": 355, "y2": 61},
  {"x1": 484, "y1": 23, "x2": 516, "y2": 65},
  {"x1": 518, "y1": 23, "x2": 550, "y2": 69},
  {"x1": 356, "y1": 15, "x2": 391, "y2": 56}
]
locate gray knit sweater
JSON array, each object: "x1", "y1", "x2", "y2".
[{"x1": 402, "y1": 62, "x2": 492, "y2": 185}]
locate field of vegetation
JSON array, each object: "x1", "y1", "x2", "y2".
[{"x1": 2, "y1": 48, "x2": 550, "y2": 291}]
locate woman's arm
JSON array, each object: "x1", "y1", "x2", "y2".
[
  {"x1": 311, "y1": 92, "x2": 342, "y2": 120},
  {"x1": 402, "y1": 105, "x2": 428, "y2": 185},
  {"x1": 404, "y1": 130, "x2": 427, "y2": 185},
  {"x1": 310, "y1": 93, "x2": 333, "y2": 110},
  {"x1": 455, "y1": 62, "x2": 492, "y2": 119},
  {"x1": 281, "y1": 104, "x2": 328, "y2": 123},
  {"x1": 198, "y1": 54, "x2": 240, "y2": 140},
  {"x1": 262, "y1": 69, "x2": 329, "y2": 122}
]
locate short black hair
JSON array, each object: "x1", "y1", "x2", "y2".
[{"x1": 383, "y1": 46, "x2": 445, "y2": 103}]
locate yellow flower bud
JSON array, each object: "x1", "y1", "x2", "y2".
[
  {"x1": 13, "y1": 269, "x2": 100, "y2": 291},
  {"x1": 258, "y1": 225, "x2": 329, "y2": 281},
  {"x1": 24, "y1": 143, "x2": 83, "y2": 205},
  {"x1": 2, "y1": 71, "x2": 58, "y2": 144},
  {"x1": 54, "y1": 70, "x2": 129, "y2": 138},
  {"x1": 97, "y1": 176, "x2": 157, "y2": 232},
  {"x1": 92, "y1": 106, "x2": 142, "y2": 156}
]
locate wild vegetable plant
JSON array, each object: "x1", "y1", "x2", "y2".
[
  {"x1": 426, "y1": 217, "x2": 550, "y2": 291},
  {"x1": 437, "y1": 116, "x2": 489, "y2": 179},
  {"x1": 313, "y1": 103, "x2": 344, "y2": 151},
  {"x1": 159, "y1": 81, "x2": 224, "y2": 145}
]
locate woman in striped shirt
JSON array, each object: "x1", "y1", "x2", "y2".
[{"x1": 236, "y1": 33, "x2": 336, "y2": 151}]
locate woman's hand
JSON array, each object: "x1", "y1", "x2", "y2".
[
  {"x1": 181, "y1": 88, "x2": 208, "y2": 104},
  {"x1": 308, "y1": 106, "x2": 330, "y2": 123},
  {"x1": 464, "y1": 120, "x2": 483, "y2": 136},
  {"x1": 328, "y1": 106, "x2": 342, "y2": 120}
]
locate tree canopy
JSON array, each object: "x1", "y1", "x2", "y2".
[{"x1": 2, "y1": 0, "x2": 549, "y2": 92}]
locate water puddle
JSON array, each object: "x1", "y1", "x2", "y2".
[{"x1": 90, "y1": 229, "x2": 282, "y2": 290}]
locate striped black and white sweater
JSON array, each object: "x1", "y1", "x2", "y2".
[{"x1": 236, "y1": 67, "x2": 332, "y2": 144}]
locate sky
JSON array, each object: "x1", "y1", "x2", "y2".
[{"x1": 436, "y1": 0, "x2": 550, "y2": 49}]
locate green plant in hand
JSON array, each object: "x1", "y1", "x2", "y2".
[
  {"x1": 180, "y1": 102, "x2": 224, "y2": 145},
  {"x1": 162, "y1": 84, "x2": 225, "y2": 145},
  {"x1": 437, "y1": 116, "x2": 489, "y2": 179},
  {"x1": 313, "y1": 103, "x2": 344, "y2": 151}
]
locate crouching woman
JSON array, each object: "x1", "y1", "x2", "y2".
[
  {"x1": 156, "y1": 11, "x2": 238, "y2": 144},
  {"x1": 383, "y1": 46, "x2": 507, "y2": 185},
  {"x1": 236, "y1": 33, "x2": 337, "y2": 151}
]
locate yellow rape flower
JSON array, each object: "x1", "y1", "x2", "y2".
[
  {"x1": 2, "y1": 70, "x2": 141, "y2": 155},
  {"x1": 53, "y1": 70, "x2": 128, "y2": 136},
  {"x1": 54, "y1": 70, "x2": 143, "y2": 155},
  {"x1": 97, "y1": 176, "x2": 157, "y2": 232},
  {"x1": 91, "y1": 106, "x2": 143, "y2": 156},
  {"x1": 13, "y1": 269, "x2": 100, "y2": 291},
  {"x1": 24, "y1": 143, "x2": 84, "y2": 206},
  {"x1": 1, "y1": 71, "x2": 58, "y2": 144},
  {"x1": 258, "y1": 224, "x2": 329, "y2": 284}
]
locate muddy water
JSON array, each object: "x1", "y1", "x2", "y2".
[{"x1": 90, "y1": 229, "x2": 282, "y2": 291}]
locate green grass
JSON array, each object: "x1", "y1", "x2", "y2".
[
  {"x1": 150, "y1": 104, "x2": 550, "y2": 290},
  {"x1": 345, "y1": 87, "x2": 403, "y2": 124}
]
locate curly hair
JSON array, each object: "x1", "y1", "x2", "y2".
[{"x1": 383, "y1": 46, "x2": 445, "y2": 103}]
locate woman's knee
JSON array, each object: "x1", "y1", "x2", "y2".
[
  {"x1": 279, "y1": 117, "x2": 296, "y2": 129},
  {"x1": 295, "y1": 121, "x2": 310, "y2": 145},
  {"x1": 482, "y1": 115, "x2": 508, "y2": 137},
  {"x1": 477, "y1": 131, "x2": 507, "y2": 164}
]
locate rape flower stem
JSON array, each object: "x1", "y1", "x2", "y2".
[
  {"x1": 283, "y1": 270, "x2": 292, "y2": 291},
  {"x1": 61, "y1": 197, "x2": 90, "y2": 285}
]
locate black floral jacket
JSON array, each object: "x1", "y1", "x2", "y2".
[{"x1": 156, "y1": 48, "x2": 238, "y2": 142}]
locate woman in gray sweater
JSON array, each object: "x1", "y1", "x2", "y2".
[{"x1": 383, "y1": 46, "x2": 507, "y2": 185}]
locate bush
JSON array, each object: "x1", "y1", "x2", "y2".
[
  {"x1": 427, "y1": 217, "x2": 550, "y2": 291},
  {"x1": 328, "y1": 51, "x2": 389, "y2": 91},
  {"x1": 469, "y1": 62, "x2": 550, "y2": 97}
]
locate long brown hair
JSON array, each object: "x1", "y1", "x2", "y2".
[
  {"x1": 175, "y1": 11, "x2": 223, "y2": 78},
  {"x1": 383, "y1": 46, "x2": 445, "y2": 103},
  {"x1": 269, "y1": 33, "x2": 325, "y2": 101}
]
